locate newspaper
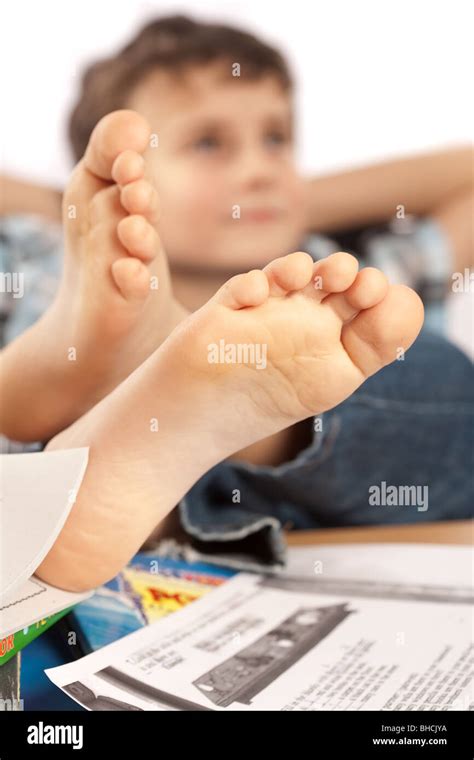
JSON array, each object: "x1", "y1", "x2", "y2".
[{"x1": 45, "y1": 544, "x2": 473, "y2": 711}]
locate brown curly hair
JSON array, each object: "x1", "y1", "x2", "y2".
[{"x1": 68, "y1": 15, "x2": 293, "y2": 162}]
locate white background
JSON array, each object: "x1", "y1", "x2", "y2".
[{"x1": 2, "y1": 0, "x2": 472, "y2": 184}]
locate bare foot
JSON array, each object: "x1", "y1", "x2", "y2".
[
  {"x1": 0, "y1": 110, "x2": 187, "y2": 442},
  {"x1": 36, "y1": 251, "x2": 423, "y2": 592}
]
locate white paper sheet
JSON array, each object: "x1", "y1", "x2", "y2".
[
  {"x1": 46, "y1": 543, "x2": 474, "y2": 712},
  {"x1": 0, "y1": 576, "x2": 92, "y2": 639},
  {"x1": 0, "y1": 447, "x2": 91, "y2": 635}
]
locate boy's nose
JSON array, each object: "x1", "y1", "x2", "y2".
[{"x1": 233, "y1": 146, "x2": 279, "y2": 190}]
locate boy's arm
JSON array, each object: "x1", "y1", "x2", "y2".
[
  {"x1": 304, "y1": 146, "x2": 473, "y2": 270},
  {"x1": 0, "y1": 174, "x2": 62, "y2": 223},
  {"x1": 304, "y1": 145, "x2": 472, "y2": 230}
]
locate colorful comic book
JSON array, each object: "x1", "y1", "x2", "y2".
[{"x1": 70, "y1": 553, "x2": 236, "y2": 652}]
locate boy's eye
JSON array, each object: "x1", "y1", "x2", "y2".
[
  {"x1": 193, "y1": 135, "x2": 220, "y2": 152},
  {"x1": 265, "y1": 131, "x2": 288, "y2": 147}
]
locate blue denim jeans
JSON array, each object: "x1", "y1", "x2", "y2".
[{"x1": 161, "y1": 331, "x2": 474, "y2": 573}]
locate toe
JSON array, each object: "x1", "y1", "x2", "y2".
[
  {"x1": 312, "y1": 252, "x2": 359, "y2": 301},
  {"x1": 214, "y1": 269, "x2": 269, "y2": 309},
  {"x1": 112, "y1": 150, "x2": 146, "y2": 186},
  {"x1": 63, "y1": 112, "x2": 151, "y2": 240},
  {"x1": 323, "y1": 267, "x2": 389, "y2": 322},
  {"x1": 83, "y1": 110, "x2": 151, "y2": 181},
  {"x1": 341, "y1": 284, "x2": 424, "y2": 378},
  {"x1": 120, "y1": 179, "x2": 160, "y2": 222},
  {"x1": 111, "y1": 257, "x2": 151, "y2": 303},
  {"x1": 263, "y1": 251, "x2": 314, "y2": 296},
  {"x1": 117, "y1": 215, "x2": 161, "y2": 262},
  {"x1": 87, "y1": 184, "x2": 124, "y2": 227}
]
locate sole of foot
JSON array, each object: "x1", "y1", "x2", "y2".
[{"x1": 36, "y1": 250, "x2": 423, "y2": 592}]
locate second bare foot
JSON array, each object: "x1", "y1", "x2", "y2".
[{"x1": 1, "y1": 111, "x2": 188, "y2": 441}]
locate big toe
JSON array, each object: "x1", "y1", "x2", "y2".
[
  {"x1": 83, "y1": 110, "x2": 151, "y2": 181},
  {"x1": 341, "y1": 284, "x2": 424, "y2": 377}
]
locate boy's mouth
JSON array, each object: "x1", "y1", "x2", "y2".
[{"x1": 241, "y1": 206, "x2": 283, "y2": 223}]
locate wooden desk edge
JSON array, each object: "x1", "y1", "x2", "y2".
[{"x1": 285, "y1": 520, "x2": 473, "y2": 547}]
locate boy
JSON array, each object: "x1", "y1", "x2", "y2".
[{"x1": 1, "y1": 16, "x2": 472, "y2": 591}]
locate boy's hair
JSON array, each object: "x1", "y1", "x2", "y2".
[{"x1": 68, "y1": 15, "x2": 293, "y2": 162}]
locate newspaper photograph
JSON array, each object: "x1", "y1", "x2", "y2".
[{"x1": 45, "y1": 545, "x2": 473, "y2": 712}]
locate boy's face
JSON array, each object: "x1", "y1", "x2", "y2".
[{"x1": 128, "y1": 63, "x2": 308, "y2": 273}]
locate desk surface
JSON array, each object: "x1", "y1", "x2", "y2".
[{"x1": 286, "y1": 519, "x2": 473, "y2": 546}]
